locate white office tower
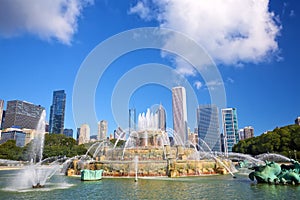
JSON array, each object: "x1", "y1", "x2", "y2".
[{"x1": 172, "y1": 86, "x2": 188, "y2": 146}]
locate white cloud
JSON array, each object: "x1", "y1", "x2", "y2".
[
  {"x1": 227, "y1": 77, "x2": 234, "y2": 84},
  {"x1": 0, "y1": 0, "x2": 93, "y2": 45},
  {"x1": 205, "y1": 80, "x2": 223, "y2": 90},
  {"x1": 192, "y1": 79, "x2": 224, "y2": 91},
  {"x1": 173, "y1": 57, "x2": 197, "y2": 77},
  {"x1": 130, "y1": 0, "x2": 281, "y2": 66},
  {"x1": 129, "y1": 0, "x2": 152, "y2": 21},
  {"x1": 290, "y1": 10, "x2": 295, "y2": 17},
  {"x1": 193, "y1": 81, "x2": 202, "y2": 90}
]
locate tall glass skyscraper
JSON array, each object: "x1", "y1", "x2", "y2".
[
  {"x1": 129, "y1": 108, "x2": 136, "y2": 134},
  {"x1": 49, "y1": 90, "x2": 66, "y2": 134},
  {"x1": 197, "y1": 105, "x2": 221, "y2": 152},
  {"x1": 221, "y1": 108, "x2": 239, "y2": 155},
  {"x1": 172, "y1": 86, "x2": 188, "y2": 146},
  {"x1": 0, "y1": 99, "x2": 4, "y2": 129}
]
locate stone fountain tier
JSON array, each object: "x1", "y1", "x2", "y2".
[
  {"x1": 69, "y1": 159, "x2": 231, "y2": 177},
  {"x1": 67, "y1": 146, "x2": 233, "y2": 177}
]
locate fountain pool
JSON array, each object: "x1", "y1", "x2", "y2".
[{"x1": 1, "y1": 170, "x2": 300, "y2": 200}]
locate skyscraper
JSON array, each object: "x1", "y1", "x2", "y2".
[
  {"x1": 76, "y1": 128, "x2": 80, "y2": 142},
  {"x1": 0, "y1": 100, "x2": 4, "y2": 129},
  {"x1": 63, "y1": 128, "x2": 73, "y2": 138},
  {"x1": 197, "y1": 105, "x2": 221, "y2": 152},
  {"x1": 172, "y1": 86, "x2": 188, "y2": 145},
  {"x1": 221, "y1": 108, "x2": 239, "y2": 155},
  {"x1": 49, "y1": 90, "x2": 66, "y2": 134},
  {"x1": 3, "y1": 100, "x2": 45, "y2": 129},
  {"x1": 98, "y1": 120, "x2": 108, "y2": 141},
  {"x1": 129, "y1": 108, "x2": 136, "y2": 134},
  {"x1": 1, "y1": 110, "x2": 5, "y2": 130},
  {"x1": 78, "y1": 124, "x2": 90, "y2": 145},
  {"x1": 239, "y1": 129, "x2": 245, "y2": 140},
  {"x1": 156, "y1": 104, "x2": 166, "y2": 131},
  {"x1": 240, "y1": 126, "x2": 254, "y2": 140}
]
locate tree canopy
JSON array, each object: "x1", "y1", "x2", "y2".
[
  {"x1": 42, "y1": 134, "x2": 87, "y2": 158},
  {"x1": 0, "y1": 134, "x2": 87, "y2": 161},
  {"x1": 233, "y1": 124, "x2": 300, "y2": 159},
  {"x1": 0, "y1": 140, "x2": 23, "y2": 160}
]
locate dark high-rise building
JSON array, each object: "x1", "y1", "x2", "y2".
[
  {"x1": 129, "y1": 108, "x2": 136, "y2": 134},
  {"x1": 1, "y1": 110, "x2": 5, "y2": 129},
  {"x1": 76, "y1": 128, "x2": 81, "y2": 142},
  {"x1": 0, "y1": 99, "x2": 4, "y2": 129},
  {"x1": 49, "y1": 90, "x2": 66, "y2": 134},
  {"x1": 197, "y1": 105, "x2": 221, "y2": 152},
  {"x1": 63, "y1": 128, "x2": 73, "y2": 138},
  {"x1": 3, "y1": 100, "x2": 45, "y2": 129}
]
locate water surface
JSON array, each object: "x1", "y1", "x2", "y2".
[{"x1": 0, "y1": 170, "x2": 299, "y2": 200}]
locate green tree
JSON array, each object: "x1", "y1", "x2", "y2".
[
  {"x1": 0, "y1": 140, "x2": 23, "y2": 160},
  {"x1": 233, "y1": 124, "x2": 300, "y2": 160},
  {"x1": 43, "y1": 134, "x2": 87, "y2": 159}
]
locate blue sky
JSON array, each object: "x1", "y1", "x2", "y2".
[{"x1": 0, "y1": 0, "x2": 299, "y2": 137}]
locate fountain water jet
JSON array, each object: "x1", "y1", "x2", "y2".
[
  {"x1": 134, "y1": 156, "x2": 138, "y2": 182},
  {"x1": 255, "y1": 153, "x2": 291, "y2": 162},
  {"x1": 8, "y1": 110, "x2": 62, "y2": 190}
]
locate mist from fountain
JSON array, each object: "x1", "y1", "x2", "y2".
[
  {"x1": 93, "y1": 141, "x2": 111, "y2": 158},
  {"x1": 84, "y1": 141, "x2": 102, "y2": 158},
  {"x1": 134, "y1": 156, "x2": 138, "y2": 182},
  {"x1": 165, "y1": 128, "x2": 184, "y2": 146},
  {"x1": 255, "y1": 153, "x2": 291, "y2": 162},
  {"x1": 61, "y1": 156, "x2": 79, "y2": 174},
  {"x1": 197, "y1": 138, "x2": 236, "y2": 176},
  {"x1": 29, "y1": 110, "x2": 46, "y2": 163},
  {"x1": 7, "y1": 110, "x2": 63, "y2": 190},
  {"x1": 221, "y1": 152, "x2": 265, "y2": 166},
  {"x1": 186, "y1": 141, "x2": 200, "y2": 160}
]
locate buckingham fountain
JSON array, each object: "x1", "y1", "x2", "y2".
[
  {"x1": 64, "y1": 108, "x2": 300, "y2": 185},
  {"x1": 5, "y1": 108, "x2": 300, "y2": 191},
  {"x1": 66, "y1": 108, "x2": 234, "y2": 178}
]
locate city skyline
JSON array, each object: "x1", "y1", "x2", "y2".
[{"x1": 0, "y1": 1, "x2": 299, "y2": 137}]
